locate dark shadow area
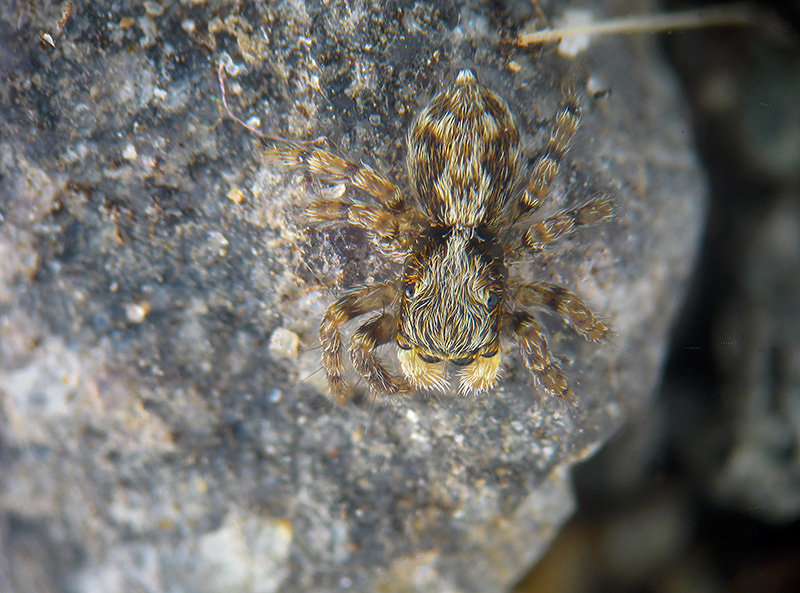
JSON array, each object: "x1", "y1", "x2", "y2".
[{"x1": 517, "y1": 1, "x2": 800, "y2": 591}]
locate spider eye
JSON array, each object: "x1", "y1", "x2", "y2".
[
  {"x1": 418, "y1": 353, "x2": 441, "y2": 364},
  {"x1": 405, "y1": 284, "x2": 415, "y2": 299},
  {"x1": 486, "y1": 292, "x2": 499, "y2": 309},
  {"x1": 451, "y1": 356, "x2": 473, "y2": 367}
]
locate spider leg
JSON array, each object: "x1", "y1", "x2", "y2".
[
  {"x1": 270, "y1": 143, "x2": 406, "y2": 212},
  {"x1": 520, "y1": 83, "x2": 581, "y2": 214},
  {"x1": 508, "y1": 311, "x2": 573, "y2": 402},
  {"x1": 522, "y1": 196, "x2": 613, "y2": 251},
  {"x1": 515, "y1": 281, "x2": 609, "y2": 341},
  {"x1": 349, "y1": 311, "x2": 411, "y2": 396},
  {"x1": 319, "y1": 282, "x2": 399, "y2": 403},
  {"x1": 306, "y1": 197, "x2": 419, "y2": 259}
]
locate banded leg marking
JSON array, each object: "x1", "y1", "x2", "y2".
[
  {"x1": 349, "y1": 311, "x2": 410, "y2": 395},
  {"x1": 515, "y1": 281, "x2": 609, "y2": 342},
  {"x1": 521, "y1": 84, "x2": 581, "y2": 213},
  {"x1": 523, "y1": 196, "x2": 613, "y2": 251},
  {"x1": 510, "y1": 312, "x2": 573, "y2": 402},
  {"x1": 319, "y1": 283, "x2": 398, "y2": 403}
]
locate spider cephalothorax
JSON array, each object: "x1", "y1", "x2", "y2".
[
  {"x1": 220, "y1": 64, "x2": 613, "y2": 405},
  {"x1": 397, "y1": 224, "x2": 507, "y2": 394}
]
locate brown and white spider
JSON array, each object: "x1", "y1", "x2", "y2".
[{"x1": 219, "y1": 63, "x2": 612, "y2": 405}]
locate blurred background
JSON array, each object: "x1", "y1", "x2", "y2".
[{"x1": 516, "y1": 1, "x2": 800, "y2": 591}]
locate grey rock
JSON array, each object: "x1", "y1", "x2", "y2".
[{"x1": 0, "y1": 1, "x2": 706, "y2": 592}]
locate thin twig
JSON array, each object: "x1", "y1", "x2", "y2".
[
  {"x1": 517, "y1": 2, "x2": 759, "y2": 46},
  {"x1": 217, "y1": 60, "x2": 329, "y2": 151}
]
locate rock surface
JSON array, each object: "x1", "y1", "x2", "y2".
[{"x1": 0, "y1": 1, "x2": 706, "y2": 592}]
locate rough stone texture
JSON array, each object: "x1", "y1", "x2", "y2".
[{"x1": 0, "y1": 1, "x2": 705, "y2": 592}]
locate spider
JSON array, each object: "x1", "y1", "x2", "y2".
[{"x1": 219, "y1": 62, "x2": 612, "y2": 404}]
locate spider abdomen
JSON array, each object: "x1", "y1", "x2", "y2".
[{"x1": 406, "y1": 69, "x2": 525, "y2": 228}]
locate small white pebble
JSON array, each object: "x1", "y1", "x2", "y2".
[
  {"x1": 143, "y1": 1, "x2": 164, "y2": 17},
  {"x1": 557, "y1": 9, "x2": 595, "y2": 57},
  {"x1": 226, "y1": 187, "x2": 246, "y2": 204},
  {"x1": 586, "y1": 75, "x2": 608, "y2": 98},
  {"x1": 181, "y1": 19, "x2": 196, "y2": 34},
  {"x1": 124, "y1": 301, "x2": 151, "y2": 323},
  {"x1": 269, "y1": 328, "x2": 300, "y2": 360},
  {"x1": 122, "y1": 143, "x2": 138, "y2": 160},
  {"x1": 206, "y1": 231, "x2": 229, "y2": 257}
]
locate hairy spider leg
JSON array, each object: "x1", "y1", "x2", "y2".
[
  {"x1": 509, "y1": 311, "x2": 574, "y2": 402},
  {"x1": 319, "y1": 282, "x2": 402, "y2": 403},
  {"x1": 514, "y1": 281, "x2": 609, "y2": 341},
  {"x1": 349, "y1": 310, "x2": 412, "y2": 396},
  {"x1": 523, "y1": 195, "x2": 613, "y2": 250},
  {"x1": 520, "y1": 83, "x2": 581, "y2": 213},
  {"x1": 270, "y1": 143, "x2": 407, "y2": 213}
]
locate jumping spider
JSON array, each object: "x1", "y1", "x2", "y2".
[{"x1": 219, "y1": 63, "x2": 612, "y2": 405}]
